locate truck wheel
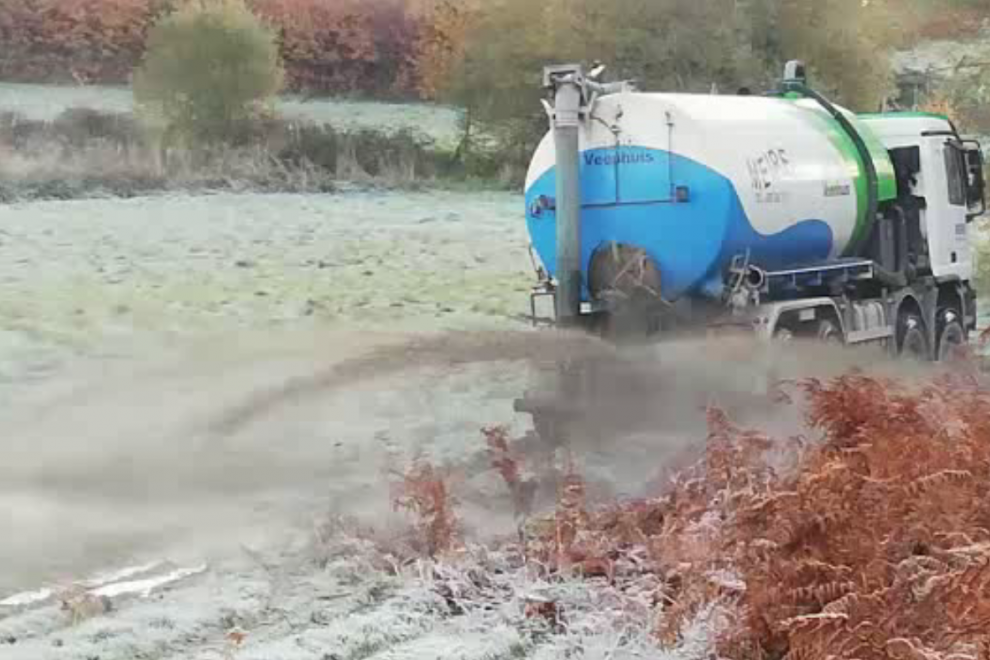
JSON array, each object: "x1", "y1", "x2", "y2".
[
  {"x1": 817, "y1": 318, "x2": 843, "y2": 345},
  {"x1": 898, "y1": 314, "x2": 929, "y2": 361},
  {"x1": 773, "y1": 326, "x2": 794, "y2": 342},
  {"x1": 937, "y1": 319, "x2": 966, "y2": 363}
]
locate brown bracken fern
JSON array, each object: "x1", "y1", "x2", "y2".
[
  {"x1": 391, "y1": 460, "x2": 461, "y2": 557},
  {"x1": 485, "y1": 371, "x2": 990, "y2": 657},
  {"x1": 381, "y1": 368, "x2": 990, "y2": 656}
]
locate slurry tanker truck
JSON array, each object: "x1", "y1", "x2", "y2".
[{"x1": 522, "y1": 61, "x2": 986, "y2": 361}]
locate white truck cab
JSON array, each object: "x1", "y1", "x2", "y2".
[{"x1": 859, "y1": 113, "x2": 985, "y2": 283}]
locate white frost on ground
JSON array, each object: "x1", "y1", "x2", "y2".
[
  {"x1": 0, "y1": 188, "x2": 721, "y2": 659},
  {"x1": 891, "y1": 35, "x2": 990, "y2": 77},
  {"x1": 0, "y1": 188, "x2": 545, "y2": 583},
  {"x1": 0, "y1": 189, "x2": 533, "y2": 381},
  {"x1": 0, "y1": 82, "x2": 464, "y2": 146},
  {"x1": 0, "y1": 589, "x2": 53, "y2": 609},
  {"x1": 0, "y1": 528, "x2": 716, "y2": 660}
]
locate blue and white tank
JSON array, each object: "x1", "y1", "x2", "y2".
[{"x1": 524, "y1": 92, "x2": 897, "y2": 301}]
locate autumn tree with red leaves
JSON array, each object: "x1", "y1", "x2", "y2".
[
  {"x1": 0, "y1": 0, "x2": 170, "y2": 85},
  {"x1": 250, "y1": 0, "x2": 421, "y2": 98},
  {"x1": 411, "y1": 0, "x2": 476, "y2": 101},
  {"x1": 0, "y1": 0, "x2": 425, "y2": 98}
]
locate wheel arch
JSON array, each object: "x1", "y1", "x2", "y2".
[
  {"x1": 936, "y1": 281, "x2": 967, "y2": 334},
  {"x1": 894, "y1": 292, "x2": 931, "y2": 359}
]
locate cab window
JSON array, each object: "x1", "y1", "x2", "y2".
[{"x1": 944, "y1": 142, "x2": 966, "y2": 206}]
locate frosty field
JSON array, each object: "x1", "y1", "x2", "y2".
[
  {"x1": 0, "y1": 190, "x2": 534, "y2": 658},
  {"x1": 0, "y1": 186, "x2": 738, "y2": 660},
  {"x1": 0, "y1": 185, "x2": 815, "y2": 659},
  {"x1": 0, "y1": 190, "x2": 530, "y2": 362},
  {"x1": 0, "y1": 82, "x2": 465, "y2": 145},
  {"x1": 0, "y1": 189, "x2": 531, "y2": 569},
  {"x1": 1, "y1": 186, "x2": 981, "y2": 659}
]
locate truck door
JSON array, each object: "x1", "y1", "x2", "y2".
[{"x1": 927, "y1": 138, "x2": 973, "y2": 279}]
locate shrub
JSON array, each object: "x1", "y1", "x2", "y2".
[{"x1": 133, "y1": 0, "x2": 285, "y2": 146}]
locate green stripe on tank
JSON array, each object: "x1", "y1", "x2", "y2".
[
  {"x1": 847, "y1": 113, "x2": 897, "y2": 252},
  {"x1": 857, "y1": 110, "x2": 950, "y2": 122},
  {"x1": 790, "y1": 99, "x2": 896, "y2": 257}
]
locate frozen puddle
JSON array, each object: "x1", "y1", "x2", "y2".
[
  {"x1": 0, "y1": 557, "x2": 236, "y2": 660},
  {"x1": 0, "y1": 561, "x2": 207, "y2": 608}
]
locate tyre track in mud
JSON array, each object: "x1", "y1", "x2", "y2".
[{"x1": 204, "y1": 329, "x2": 615, "y2": 437}]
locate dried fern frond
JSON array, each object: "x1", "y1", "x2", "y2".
[{"x1": 905, "y1": 470, "x2": 973, "y2": 498}]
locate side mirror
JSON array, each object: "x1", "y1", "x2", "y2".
[{"x1": 963, "y1": 140, "x2": 986, "y2": 220}]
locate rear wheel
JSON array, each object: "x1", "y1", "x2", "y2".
[
  {"x1": 817, "y1": 318, "x2": 844, "y2": 345},
  {"x1": 773, "y1": 326, "x2": 794, "y2": 342},
  {"x1": 898, "y1": 314, "x2": 929, "y2": 361},
  {"x1": 937, "y1": 317, "x2": 967, "y2": 363}
]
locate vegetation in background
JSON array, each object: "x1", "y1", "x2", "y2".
[
  {"x1": 0, "y1": 0, "x2": 426, "y2": 98},
  {"x1": 422, "y1": 0, "x2": 906, "y2": 183},
  {"x1": 773, "y1": 0, "x2": 902, "y2": 110},
  {"x1": 133, "y1": 0, "x2": 284, "y2": 147},
  {"x1": 926, "y1": 55, "x2": 990, "y2": 134},
  {"x1": 0, "y1": 0, "x2": 172, "y2": 85},
  {"x1": 2, "y1": 0, "x2": 990, "y2": 193},
  {"x1": 905, "y1": 0, "x2": 990, "y2": 41},
  {"x1": 973, "y1": 219, "x2": 990, "y2": 295},
  {"x1": 0, "y1": 106, "x2": 468, "y2": 202},
  {"x1": 250, "y1": 0, "x2": 422, "y2": 99},
  {"x1": 413, "y1": 0, "x2": 474, "y2": 101},
  {"x1": 0, "y1": 0, "x2": 985, "y2": 102}
]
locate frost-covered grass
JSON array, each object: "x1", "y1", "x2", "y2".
[
  {"x1": 0, "y1": 82, "x2": 465, "y2": 146},
  {"x1": 0, "y1": 533, "x2": 717, "y2": 660},
  {"x1": 0, "y1": 190, "x2": 530, "y2": 342},
  {"x1": 0, "y1": 189, "x2": 534, "y2": 408}
]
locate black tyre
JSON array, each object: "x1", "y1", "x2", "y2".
[
  {"x1": 937, "y1": 318, "x2": 967, "y2": 363},
  {"x1": 817, "y1": 318, "x2": 844, "y2": 345},
  {"x1": 898, "y1": 314, "x2": 929, "y2": 361},
  {"x1": 773, "y1": 326, "x2": 794, "y2": 342}
]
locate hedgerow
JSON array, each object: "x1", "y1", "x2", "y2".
[
  {"x1": 0, "y1": 0, "x2": 423, "y2": 97},
  {"x1": 0, "y1": 0, "x2": 169, "y2": 85},
  {"x1": 0, "y1": 0, "x2": 984, "y2": 109}
]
